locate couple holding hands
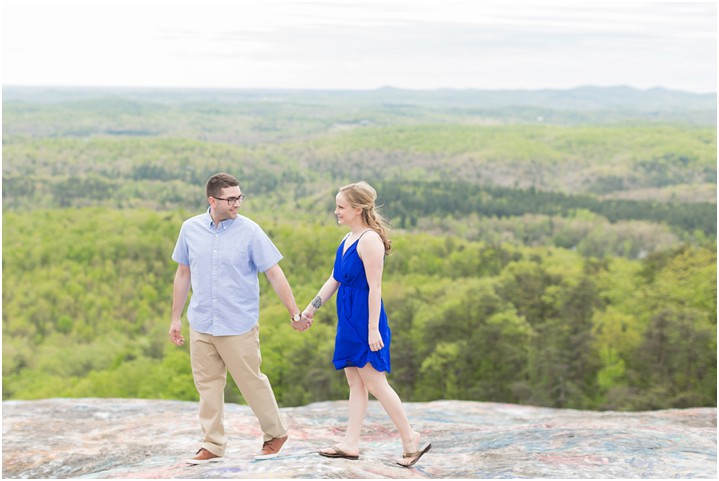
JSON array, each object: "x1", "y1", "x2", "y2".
[{"x1": 169, "y1": 173, "x2": 430, "y2": 468}]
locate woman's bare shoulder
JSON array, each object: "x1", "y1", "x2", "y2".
[
  {"x1": 360, "y1": 229, "x2": 381, "y2": 242},
  {"x1": 358, "y1": 230, "x2": 383, "y2": 254}
]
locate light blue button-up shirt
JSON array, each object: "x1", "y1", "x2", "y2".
[{"x1": 172, "y1": 210, "x2": 283, "y2": 336}]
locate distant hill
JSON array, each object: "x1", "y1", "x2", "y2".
[
  {"x1": 3, "y1": 85, "x2": 716, "y2": 225},
  {"x1": 3, "y1": 85, "x2": 716, "y2": 126}
]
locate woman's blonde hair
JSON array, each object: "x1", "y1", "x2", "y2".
[{"x1": 339, "y1": 181, "x2": 391, "y2": 255}]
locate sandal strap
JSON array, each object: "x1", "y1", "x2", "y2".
[{"x1": 329, "y1": 445, "x2": 349, "y2": 456}]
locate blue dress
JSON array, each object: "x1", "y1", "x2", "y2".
[{"x1": 331, "y1": 233, "x2": 392, "y2": 372}]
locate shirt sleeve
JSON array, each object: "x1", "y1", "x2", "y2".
[
  {"x1": 249, "y1": 225, "x2": 283, "y2": 272},
  {"x1": 171, "y1": 223, "x2": 190, "y2": 265}
]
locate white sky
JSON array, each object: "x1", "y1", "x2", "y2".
[{"x1": 1, "y1": 0, "x2": 717, "y2": 92}]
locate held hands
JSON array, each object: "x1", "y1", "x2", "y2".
[
  {"x1": 291, "y1": 311, "x2": 313, "y2": 332},
  {"x1": 368, "y1": 327, "x2": 384, "y2": 351}
]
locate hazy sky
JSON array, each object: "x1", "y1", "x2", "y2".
[{"x1": 2, "y1": 0, "x2": 716, "y2": 92}]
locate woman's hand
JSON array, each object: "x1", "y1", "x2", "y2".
[{"x1": 368, "y1": 328, "x2": 384, "y2": 351}]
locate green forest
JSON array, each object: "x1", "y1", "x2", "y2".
[{"x1": 2, "y1": 86, "x2": 716, "y2": 411}]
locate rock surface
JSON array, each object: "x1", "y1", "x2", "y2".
[{"x1": 2, "y1": 398, "x2": 716, "y2": 479}]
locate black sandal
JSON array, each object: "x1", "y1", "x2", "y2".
[
  {"x1": 397, "y1": 443, "x2": 431, "y2": 467},
  {"x1": 318, "y1": 445, "x2": 359, "y2": 460}
]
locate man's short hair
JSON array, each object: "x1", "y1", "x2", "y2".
[{"x1": 206, "y1": 173, "x2": 240, "y2": 198}]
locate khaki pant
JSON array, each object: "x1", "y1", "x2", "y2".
[{"x1": 190, "y1": 325, "x2": 287, "y2": 456}]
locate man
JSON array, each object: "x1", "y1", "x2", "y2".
[{"x1": 169, "y1": 172, "x2": 310, "y2": 464}]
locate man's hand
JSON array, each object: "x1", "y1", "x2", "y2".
[{"x1": 169, "y1": 320, "x2": 185, "y2": 346}]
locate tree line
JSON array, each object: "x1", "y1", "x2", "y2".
[{"x1": 375, "y1": 180, "x2": 717, "y2": 236}]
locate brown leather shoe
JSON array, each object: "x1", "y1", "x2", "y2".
[
  {"x1": 254, "y1": 435, "x2": 288, "y2": 460},
  {"x1": 185, "y1": 448, "x2": 222, "y2": 465}
]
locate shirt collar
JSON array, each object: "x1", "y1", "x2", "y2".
[{"x1": 206, "y1": 207, "x2": 235, "y2": 230}]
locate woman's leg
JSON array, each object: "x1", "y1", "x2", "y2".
[
  {"x1": 320, "y1": 367, "x2": 367, "y2": 456},
  {"x1": 343, "y1": 367, "x2": 368, "y2": 450},
  {"x1": 356, "y1": 364, "x2": 424, "y2": 464}
]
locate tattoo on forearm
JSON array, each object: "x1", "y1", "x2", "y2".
[{"x1": 311, "y1": 295, "x2": 322, "y2": 309}]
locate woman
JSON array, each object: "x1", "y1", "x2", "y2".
[{"x1": 302, "y1": 181, "x2": 431, "y2": 467}]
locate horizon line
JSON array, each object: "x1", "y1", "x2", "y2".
[{"x1": 3, "y1": 83, "x2": 717, "y2": 95}]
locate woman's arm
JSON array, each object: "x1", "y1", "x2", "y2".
[
  {"x1": 303, "y1": 270, "x2": 341, "y2": 318},
  {"x1": 358, "y1": 231, "x2": 385, "y2": 352}
]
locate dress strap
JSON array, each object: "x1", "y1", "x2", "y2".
[
  {"x1": 357, "y1": 229, "x2": 374, "y2": 241},
  {"x1": 342, "y1": 229, "x2": 373, "y2": 256}
]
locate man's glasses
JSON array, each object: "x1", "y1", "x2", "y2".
[{"x1": 213, "y1": 194, "x2": 246, "y2": 205}]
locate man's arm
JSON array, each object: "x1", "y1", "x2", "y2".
[
  {"x1": 169, "y1": 263, "x2": 191, "y2": 346},
  {"x1": 264, "y1": 263, "x2": 308, "y2": 330}
]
